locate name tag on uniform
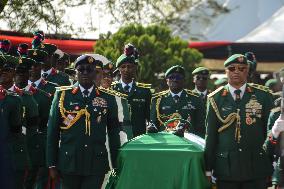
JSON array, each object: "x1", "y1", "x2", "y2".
[{"x1": 132, "y1": 98, "x2": 145, "y2": 102}]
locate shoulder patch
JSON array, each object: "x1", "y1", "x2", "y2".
[
  {"x1": 136, "y1": 82, "x2": 152, "y2": 89},
  {"x1": 152, "y1": 90, "x2": 169, "y2": 98},
  {"x1": 271, "y1": 107, "x2": 281, "y2": 113},
  {"x1": 208, "y1": 86, "x2": 224, "y2": 98},
  {"x1": 185, "y1": 89, "x2": 200, "y2": 97},
  {"x1": 248, "y1": 83, "x2": 271, "y2": 93},
  {"x1": 99, "y1": 87, "x2": 128, "y2": 98}
]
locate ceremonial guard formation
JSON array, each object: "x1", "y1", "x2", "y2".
[{"x1": 1, "y1": 32, "x2": 284, "y2": 189}]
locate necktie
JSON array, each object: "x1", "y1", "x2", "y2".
[
  {"x1": 83, "y1": 89, "x2": 89, "y2": 98},
  {"x1": 124, "y1": 85, "x2": 130, "y2": 93},
  {"x1": 234, "y1": 89, "x2": 241, "y2": 103},
  {"x1": 173, "y1": 95, "x2": 180, "y2": 103},
  {"x1": 42, "y1": 73, "x2": 48, "y2": 79},
  {"x1": 31, "y1": 83, "x2": 36, "y2": 88},
  {"x1": 200, "y1": 93, "x2": 205, "y2": 99}
]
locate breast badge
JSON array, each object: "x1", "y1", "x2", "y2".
[{"x1": 245, "y1": 97, "x2": 262, "y2": 125}]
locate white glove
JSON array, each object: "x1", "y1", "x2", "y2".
[{"x1": 272, "y1": 116, "x2": 284, "y2": 138}]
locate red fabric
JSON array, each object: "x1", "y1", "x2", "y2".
[
  {"x1": 0, "y1": 35, "x2": 96, "y2": 55},
  {"x1": 189, "y1": 41, "x2": 232, "y2": 50}
]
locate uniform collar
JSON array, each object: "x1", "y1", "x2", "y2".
[
  {"x1": 120, "y1": 79, "x2": 134, "y2": 92},
  {"x1": 8, "y1": 84, "x2": 15, "y2": 91},
  {"x1": 28, "y1": 78, "x2": 43, "y2": 88},
  {"x1": 228, "y1": 83, "x2": 246, "y2": 100},
  {"x1": 79, "y1": 84, "x2": 94, "y2": 97},
  {"x1": 169, "y1": 89, "x2": 183, "y2": 97},
  {"x1": 195, "y1": 88, "x2": 207, "y2": 96},
  {"x1": 41, "y1": 68, "x2": 53, "y2": 76}
]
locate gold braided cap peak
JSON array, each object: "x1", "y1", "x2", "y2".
[
  {"x1": 136, "y1": 82, "x2": 152, "y2": 88},
  {"x1": 184, "y1": 89, "x2": 199, "y2": 97},
  {"x1": 207, "y1": 86, "x2": 224, "y2": 98},
  {"x1": 271, "y1": 106, "x2": 281, "y2": 113},
  {"x1": 248, "y1": 83, "x2": 271, "y2": 93},
  {"x1": 152, "y1": 90, "x2": 169, "y2": 98},
  {"x1": 98, "y1": 87, "x2": 128, "y2": 99}
]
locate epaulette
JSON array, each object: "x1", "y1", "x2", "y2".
[
  {"x1": 248, "y1": 83, "x2": 271, "y2": 93},
  {"x1": 99, "y1": 87, "x2": 128, "y2": 99},
  {"x1": 47, "y1": 81, "x2": 60, "y2": 87},
  {"x1": 136, "y1": 82, "x2": 152, "y2": 89},
  {"x1": 185, "y1": 89, "x2": 199, "y2": 97},
  {"x1": 55, "y1": 86, "x2": 73, "y2": 91},
  {"x1": 152, "y1": 90, "x2": 169, "y2": 98},
  {"x1": 208, "y1": 86, "x2": 224, "y2": 98},
  {"x1": 271, "y1": 106, "x2": 281, "y2": 113}
]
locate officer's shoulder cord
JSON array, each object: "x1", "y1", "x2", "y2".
[
  {"x1": 209, "y1": 97, "x2": 241, "y2": 143},
  {"x1": 155, "y1": 95, "x2": 171, "y2": 126},
  {"x1": 59, "y1": 90, "x2": 91, "y2": 136}
]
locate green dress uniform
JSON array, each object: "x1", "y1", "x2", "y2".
[
  {"x1": 43, "y1": 67, "x2": 71, "y2": 86},
  {"x1": 112, "y1": 81, "x2": 152, "y2": 137},
  {"x1": 47, "y1": 85, "x2": 121, "y2": 189},
  {"x1": 0, "y1": 86, "x2": 22, "y2": 189},
  {"x1": 205, "y1": 83, "x2": 273, "y2": 188},
  {"x1": 9, "y1": 85, "x2": 39, "y2": 189},
  {"x1": 151, "y1": 89, "x2": 205, "y2": 137}
]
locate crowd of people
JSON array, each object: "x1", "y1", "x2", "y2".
[{"x1": 0, "y1": 30, "x2": 283, "y2": 189}]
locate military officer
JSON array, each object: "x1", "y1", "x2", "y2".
[
  {"x1": 27, "y1": 49, "x2": 59, "y2": 95},
  {"x1": 17, "y1": 43, "x2": 29, "y2": 58},
  {"x1": 0, "y1": 39, "x2": 12, "y2": 55},
  {"x1": 34, "y1": 43, "x2": 70, "y2": 86},
  {"x1": 205, "y1": 54, "x2": 274, "y2": 189},
  {"x1": 111, "y1": 48, "x2": 152, "y2": 137},
  {"x1": 214, "y1": 78, "x2": 228, "y2": 90},
  {"x1": 150, "y1": 65, "x2": 205, "y2": 137},
  {"x1": 47, "y1": 55, "x2": 121, "y2": 189},
  {"x1": 0, "y1": 55, "x2": 22, "y2": 189},
  {"x1": 192, "y1": 66, "x2": 211, "y2": 103},
  {"x1": 265, "y1": 78, "x2": 278, "y2": 93},
  {"x1": 101, "y1": 62, "x2": 115, "y2": 89},
  {"x1": 56, "y1": 51, "x2": 70, "y2": 72}
]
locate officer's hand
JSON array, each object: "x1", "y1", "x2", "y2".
[
  {"x1": 147, "y1": 123, "x2": 158, "y2": 133},
  {"x1": 49, "y1": 167, "x2": 59, "y2": 180},
  {"x1": 272, "y1": 117, "x2": 284, "y2": 138}
]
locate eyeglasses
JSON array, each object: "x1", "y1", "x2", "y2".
[
  {"x1": 77, "y1": 67, "x2": 94, "y2": 74},
  {"x1": 227, "y1": 66, "x2": 248, "y2": 72},
  {"x1": 167, "y1": 75, "x2": 184, "y2": 81},
  {"x1": 196, "y1": 76, "x2": 208, "y2": 80}
]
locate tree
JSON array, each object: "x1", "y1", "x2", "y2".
[
  {"x1": 95, "y1": 24, "x2": 203, "y2": 89},
  {"x1": 0, "y1": 0, "x2": 96, "y2": 35}
]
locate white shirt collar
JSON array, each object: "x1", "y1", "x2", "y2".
[
  {"x1": 28, "y1": 78, "x2": 43, "y2": 88},
  {"x1": 120, "y1": 80, "x2": 133, "y2": 92},
  {"x1": 8, "y1": 85, "x2": 15, "y2": 91},
  {"x1": 228, "y1": 83, "x2": 246, "y2": 100},
  {"x1": 24, "y1": 85, "x2": 31, "y2": 91},
  {"x1": 195, "y1": 88, "x2": 207, "y2": 96},
  {"x1": 169, "y1": 90, "x2": 183, "y2": 97},
  {"x1": 41, "y1": 68, "x2": 53, "y2": 77},
  {"x1": 79, "y1": 84, "x2": 94, "y2": 97}
]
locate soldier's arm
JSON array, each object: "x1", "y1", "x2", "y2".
[
  {"x1": 9, "y1": 96, "x2": 22, "y2": 133},
  {"x1": 26, "y1": 96, "x2": 39, "y2": 128},
  {"x1": 263, "y1": 92, "x2": 274, "y2": 137},
  {"x1": 46, "y1": 90, "x2": 61, "y2": 168},
  {"x1": 150, "y1": 97, "x2": 161, "y2": 130},
  {"x1": 191, "y1": 96, "x2": 206, "y2": 138},
  {"x1": 204, "y1": 100, "x2": 218, "y2": 174},
  {"x1": 107, "y1": 95, "x2": 121, "y2": 168},
  {"x1": 145, "y1": 89, "x2": 152, "y2": 122}
]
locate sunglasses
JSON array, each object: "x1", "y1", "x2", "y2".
[
  {"x1": 196, "y1": 76, "x2": 208, "y2": 80},
  {"x1": 167, "y1": 75, "x2": 184, "y2": 81},
  {"x1": 227, "y1": 66, "x2": 248, "y2": 72},
  {"x1": 77, "y1": 67, "x2": 94, "y2": 74}
]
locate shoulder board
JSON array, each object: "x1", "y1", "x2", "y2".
[
  {"x1": 46, "y1": 81, "x2": 60, "y2": 87},
  {"x1": 55, "y1": 86, "x2": 73, "y2": 91},
  {"x1": 6, "y1": 90, "x2": 19, "y2": 97},
  {"x1": 208, "y1": 86, "x2": 224, "y2": 98},
  {"x1": 136, "y1": 82, "x2": 152, "y2": 88},
  {"x1": 248, "y1": 83, "x2": 271, "y2": 92},
  {"x1": 152, "y1": 90, "x2": 169, "y2": 98},
  {"x1": 185, "y1": 89, "x2": 199, "y2": 97},
  {"x1": 271, "y1": 106, "x2": 281, "y2": 113},
  {"x1": 111, "y1": 81, "x2": 119, "y2": 86},
  {"x1": 99, "y1": 87, "x2": 128, "y2": 98}
]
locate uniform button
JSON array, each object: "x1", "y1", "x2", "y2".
[
  {"x1": 20, "y1": 149, "x2": 23, "y2": 152},
  {"x1": 176, "y1": 110, "x2": 178, "y2": 112},
  {"x1": 84, "y1": 144, "x2": 88, "y2": 147},
  {"x1": 65, "y1": 152, "x2": 68, "y2": 155},
  {"x1": 36, "y1": 145, "x2": 39, "y2": 148},
  {"x1": 238, "y1": 148, "x2": 242, "y2": 152}
]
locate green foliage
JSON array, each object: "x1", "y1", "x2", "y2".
[{"x1": 95, "y1": 24, "x2": 203, "y2": 89}]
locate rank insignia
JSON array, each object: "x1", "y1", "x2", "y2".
[{"x1": 246, "y1": 116, "x2": 253, "y2": 125}]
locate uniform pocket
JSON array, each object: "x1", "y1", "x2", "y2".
[
  {"x1": 58, "y1": 146, "x2": 76, "y2": 172},
  {"x1": 92, "y1": 148, "x2": 109, "y2": 173},
  {"x1": 252, "y1": 150, "x2": 272, "y2": 177},
  {"x1": 214, "y1": 152, "x2": 230, "y2": 176}
]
